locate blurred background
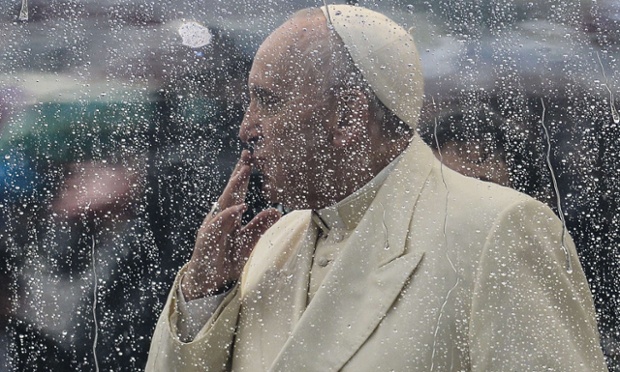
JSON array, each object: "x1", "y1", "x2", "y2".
[{"x1": 0, "y1": 0, "x2": 618, "y2": 370}]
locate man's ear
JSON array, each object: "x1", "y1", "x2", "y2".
[{"x1": 332, "y1": 88, "x2": 371, "y2": 148}]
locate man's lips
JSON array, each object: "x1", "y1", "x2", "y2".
[
  {"x1": 240, "y1": 144, "x2": 270, "y2": 184},
  {"x1": 246, "y1": 151, "x2": 265, "y2": 176},
  {"x1": 252, "y1": 157, "x2": 266, "y2": 176},
  {"x1": 241, "y1": 143, "x2": 262, "y2": 165},
  {"x1": 249, "y1": 149, "x2": 264, "y2": 167},
  {"x1": 249, "y1": 153, "x2": 276, "y2": 192}
]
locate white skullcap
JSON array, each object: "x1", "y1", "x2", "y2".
[{"x1": 320, "y1": 5, "x2": 424, "y2": 130}]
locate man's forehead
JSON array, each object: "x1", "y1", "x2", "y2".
[
  {"x1": 249, "y1": 49, "x2": 311, "y2": 85},
  {"x1": 248, "y1": 63, "x2": 318, "y2": 96},
  {"x1": 250, "y1": 14, "x2": 330, "y2": 86},
  {"x1": 258, "y1": 13, "x2": 328, "y2": 57}
]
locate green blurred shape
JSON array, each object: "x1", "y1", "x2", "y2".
[{"x1": 1, "y1": 100, "x2": 157, "y2": 164}]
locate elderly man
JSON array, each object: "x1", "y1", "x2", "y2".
[{"x1": 147, "y1": 5, "x2": 606, "y2": 371}]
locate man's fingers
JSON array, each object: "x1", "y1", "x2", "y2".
[
  {"x1": 214, "y1": 167, "x2": 249, "y2": 212},
  {"x1": 238, "y1": 208, "x2": 282, "y2": 259},
  {"x1": 226, "y1": 149, "x2": 252, "y2": 182},
  {"x1": 215, "y1": 204, "x2": 247, "y2": 233},
  {"x1": 197, "y1": 204, "x2": 246, "y2": 243},
  {"x1": 218, "y1": 151, "x2": 253, "y2": 209}
]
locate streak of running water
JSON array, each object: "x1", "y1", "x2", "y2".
[
  {"x1": 91, "y1": 234, "x2": 100, "y2": 372},
  {"x1": 540, "y1": 98, "x2": 573, "y2": 274},
  {"x1": 378, "y1": 202, "x2": 389, "y2": 250},
  {"x1": 18, "y1": 0, "x2": 28, "y2": 21},
  {"x1": 429, "y1": 100, "x2": 461, "y2": 371},
  {"x1": 596, "y1": 51, "x2": 619, "y2": 124}
]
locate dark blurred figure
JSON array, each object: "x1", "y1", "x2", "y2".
[
  {"x1": 1, "y1": 86, "x2": 69, "y2": 370},
  {"x1": 0, "y1": 251, "x2": 71, "y2": 371},
  {"x1": 418, "y1": 92, "x2": 551, "y2": 203},
  {"x1": 4, "y1": 25, "x2": 256, "y2": 371},
  {"x1": 17, "y1": 159, "x2": 164, "y2": 371},
  {"x1": 575, "y1": 93, "x2": 620, "y2": 370}
]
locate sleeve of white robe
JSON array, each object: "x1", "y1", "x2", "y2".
[
  {"x1": 469, "y1": 199, "x2": 607, "y2": 371},
  {"x1": 176, "y1": 282, "x2": 230, "y2": 342},
  {"x1": 146, "y1": 264, "x2": 241, "y2": 372}
]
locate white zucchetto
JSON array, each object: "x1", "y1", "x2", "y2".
[{"x1": 321, "y1": 5, "x2": 424, "y2": 130}]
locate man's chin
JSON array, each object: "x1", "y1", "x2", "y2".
[
  {"x1": 260, "y1": 177, "x2": 309, "y2": 210},
  {"x1": 262, "y1": 181, "x2": 295, "y2": 209}
]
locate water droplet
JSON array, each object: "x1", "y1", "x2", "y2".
[{"x1": 178, "y1": 21, "x2": 212, "y2": 48}]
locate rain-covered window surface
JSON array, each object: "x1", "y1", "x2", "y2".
[{"x1": 0, "y1": 0, "x2": 618, "y2": 370}]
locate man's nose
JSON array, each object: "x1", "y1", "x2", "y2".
[{"x1": 239, "y1": 110, "x2": 261, "y2": 144}]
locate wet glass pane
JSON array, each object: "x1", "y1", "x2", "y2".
[{"x1": 0, "y1": 0, "x2": 617, "y2": 370}]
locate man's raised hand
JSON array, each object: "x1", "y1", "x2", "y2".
[{"x1": 181, "y1": 150, "x2": 281, "y2": 300}]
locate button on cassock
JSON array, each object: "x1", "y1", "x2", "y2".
[{"x1": 317, "y1": 257, "x2": 330, "y2": 267}]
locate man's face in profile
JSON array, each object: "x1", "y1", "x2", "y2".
[{"x1": 239, "y1": 14, "x2": 339, "y2": 210}]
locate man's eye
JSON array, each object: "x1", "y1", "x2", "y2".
[{"x1": 257, "y1": 94, "x2": 280, "y2": 110}]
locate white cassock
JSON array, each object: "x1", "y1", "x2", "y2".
[{"x1": 146, "y1": 136, "x2": 606, "y2": 371}]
